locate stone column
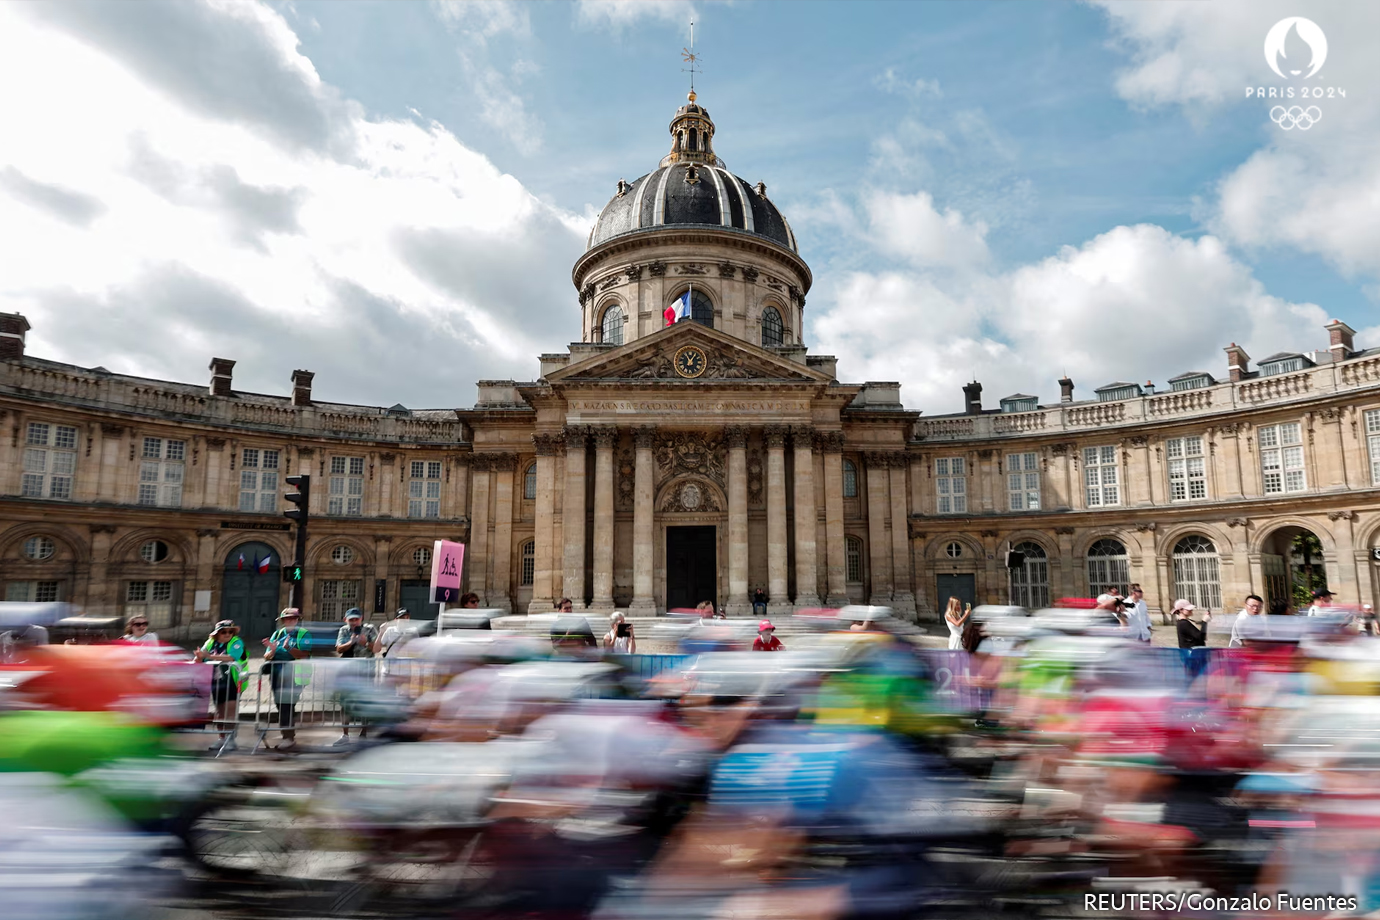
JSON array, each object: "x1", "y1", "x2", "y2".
[
  {"x1": 561, "y1": 427, "x2": 588, "y2": 607},
  {"x1": 792, "y1": 427, "x2": 820, "y2": 607},
  {"x1": 888, "y1": 454, "x2": 916, "y2": 616},
  {"x1": 630, "y1": 426, "x2": 657, "y2": 616},
  {"x1": 528, "y1": 433, "x2": 562, "y2": 613},
  {"x1": 469, "y1": 457, "x2": 491, "y2": 602},
  {"x1": 725, "y1": 426, "x2": 750, "y2": 615},
  {"x1": 490, "y1": 454, "x2": 516, "y2": 612},
  {"x1": 764, "y1": 425, "x2": 790, "y2": 614},
  {"x1": 818, "y1": 431, "x2": 848, "y2": 607},
  {"x1": 865, "y1": 452, "x2": 893, "y2": 605},
  {"x1": 591, "y1": 427, "x2": 617, "y2": 611},
  {"x1": 1329, "y1": 511, "x2": 1360, "y2": 603}
]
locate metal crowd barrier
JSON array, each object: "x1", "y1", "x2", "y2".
[{"x1": 171, "y1": 661, "x2": 244, "y2": 758}]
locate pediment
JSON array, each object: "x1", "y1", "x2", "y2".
[{"x1": 547, "y1": 323, "x2": 830, "y2": 384}]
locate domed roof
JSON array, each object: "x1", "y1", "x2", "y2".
[{"x1": 586, "y1": 93, "x2": 798, "y2": 254}]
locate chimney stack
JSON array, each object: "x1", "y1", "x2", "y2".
[
  {"x1": 1058, "y1": 376, "x2": 1074, "y2": 403},
  {"x1": 291, "y1": 369, "x2": 315, "y2": 407},
  {"x1": 209, "y1": 357, "x2": 235, "y2": 397},
  {"x1": 962, "y1": 380, "x2": 982, "y2": 415},
  {"x1": 1144, "y1": 380, "x2": 1155, "y2": 396},
  {"x1": 1325, "y1": 318, "x2": 1356, "y2": 360},
  {"x1": 0, "y1": 312, "x2": 31, "y2": 361},
  {"x1": 1224, "y1": 343, "x2": 1251, "y2": 383}
]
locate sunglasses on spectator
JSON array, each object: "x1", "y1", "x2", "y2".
[{"x1": 131, "y1": 622, "x2": 149, "y2": 628}]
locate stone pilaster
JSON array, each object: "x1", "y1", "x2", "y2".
[
  {"x1": 818, "y1": 431, "x2": 848, "y2": 606},
  {"x1": 202, "y1": 436, "x2": 225, "y2": 510},
  {"x1": 792, "y1": 426, "x2": 820, "y2": 607},
  {"x1": 865, "y1": 452, "x2": 893, "y2": 605},
  {"x1": 591, "y1": 427, "x2": 617, "y2": 611},
  {"x1": 888, "y1": 453, "x2": 916, "y2": 616},
  {"x1": 469, "y1": 456, "x2": 492, "y2": 602},
  {"x1": 378, "y1": 452, "x2": 395, "y2": 519},
  {"x1": 726, "y1": 426, "x2": 750, "y2": 614},
  {"x1": 561, "y1": 427, "x2": 589, "y2": 607},
  {"x1": 764, "y1": 425, "x2": 790, "y2": 614},
  {"x1": 490, "y1": 453, "x2": 517, "y2": 613},
  {"x1": 528, "y1": 432, "x2": 562, "y2": 612},
  {"x1": 630, "y1": 426, "x2": 658, "y2": 615},
  {"x1": 98, "y1": 424, "x2": 125, "y2": 503}
]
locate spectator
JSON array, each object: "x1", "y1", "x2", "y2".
[
  {"x1": 1306, "y1": 588, "x2": 1336, "y2": 617},
  {"x1": 752, "y1": 620, "x2": 784, "y2": 652},
  {"x1": 263, "y1": 608, "x2": 311, "y2": 750},
  {"x1": 1229, "y1": 594, "x2": 1266, "y2": 647},
  {"x1": 459, "y1": 592, "x2": 480, "y2": 609},
  {"x1": 121, "y1": 616, "x2": 158, "y2": 645},
  {"x1": 195, "y1": 620, "x2": 247, "y2": 750},
  {"x1": 1173, "y1": 600, "x2": 1209, "y2": 649},
  {"x1": 1095, "y1": 593, "x2": 1127, "y2": 628},
  {"x1": 376, "y1": 608, "x2": 412, "y2": 657},
  {"x1": 334, "y1": 608, "x2": 377, "y2": 745},
  {"x1": 944, "y1": 597, "x2": 969, "y2": 650},
  {"x1": 1124, "y1": 584, "x2": 1152, "y2": 643},
  {"x1": 557, "y1": 598, "x2": 574, "y2": 613},
  {"x1": 752, "y1": 587, "x2": 768, "y2": 617},
  {"x1": 604, "y1": 612, "x2": 636, "y2": 653}
]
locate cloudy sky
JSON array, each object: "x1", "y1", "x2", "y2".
[{"x1": 1, "y1": 1, "x2": 1377, "y2": 413}]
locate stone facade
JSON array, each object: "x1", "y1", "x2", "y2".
[{"x1": 3, "y1": 97, "x2": 1380, "y2": 640}]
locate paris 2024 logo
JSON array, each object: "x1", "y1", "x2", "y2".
[{"x1": 1246, "y1": 17, "x2": 1346, "y2": 130}]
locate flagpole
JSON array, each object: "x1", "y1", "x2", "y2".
[{"x1": 687, "y1": 282, "x2": 691, "y2": 323}]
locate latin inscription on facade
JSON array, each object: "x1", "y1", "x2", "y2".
[{"x1": 569, "y1": 399, "x2": 807, "y2": 414}]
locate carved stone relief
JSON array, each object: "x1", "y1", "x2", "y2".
[
  {"x1": 676, "y1": 264, "x2": 708, "y2": 275},
  {"x1": 625, "y1": 265, "x2": 643, "y2": 282},
  {"x1": 741, "y1": 266, "x2": 759, "y2": 283},
  {"x1": 659, "y1": 478, "x2": 722, "y2": 513},
  {"x1": 616, "y1": 448, "x2": 635, "y2": 511},
  {"x1": 647, "y1": 260, "x2": 666, "y2": 276},
  {"x1": 718, "y1": 262, "x2": 736, "y2": 278},
  {"x1": 654, "y1": 431, "x2": 725, "y2": 487},
  {"x1": 747, "y1": 447, "x2": 764, "y2": 507}
]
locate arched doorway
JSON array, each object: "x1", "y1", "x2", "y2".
[
  {"x1": 220, "y1": 541, "x2": 282, "y2": 642},
  {"x1": 1259, "y1": 526, "x2": 1327, "y2": 614}
]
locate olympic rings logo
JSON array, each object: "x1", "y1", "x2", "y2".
[{"x1": 1270, "y1": 105, "x2": 1322, "y2": 130}]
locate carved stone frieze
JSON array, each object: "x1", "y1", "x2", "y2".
[
  {"x1": 762, "y1": 425, "x2": 789, "y2": 449},
  {"x1": 1318, "y1": 407, "x2": 1343, "y2": 422},
  {"x1": 580, "y1": 283, "x2": 596, "y2": 305},
  {"x1": 488, "y1": 453, "x2": 518, "y2": 472},
  {"x1": 723, "y1": 426, "x2": 748, "y2": 450},
  {"x1": 703, "y1": 349, "x2": 754, "y2": 379},
  {"x1": 814, "y1": 430, "x2": 845, "y2": 453},
  {"x1": 741, "y1": 266, "x2": 759, "y2": 283},
  {"x1": 628, "y1": 353, "x2": 675, "y2": 379},
  {"x1": 654, "y1": 431, "x2": 725, "y2": 487},
  {"x1": 647, "y1": 260, "x2": 666, "y2": 276},
  {"x1": 1225, "y1": 517, "x2": 1249, "y2": 528},
  {"x1": 533, "y1": 433, "x2": 563, "y2": 456},
  {"x1": 659, "y1": 479, "x2": 721, "y2": 513},
  {"x1": 718, "y1": 262, "x2": 736, "y2": 278},
  {"x1": 616, "y1": 448, "x2": 635, "y2": 511},
  {"x1": 789, "y1": 285, "x2": 803, "y2": 305},
  {"x1": 599, "y1": 275, "x2": 622, "y2": 292},
  {"x1": 1050, "y1": 443, "x2": 1071, "y2": 455},
  {"x1": 1134, "y1": 522, "x2": 1158, "y2": 533},
  {"x1": 747, "y1": 448, "x2": 764, "y2": 506},
  {"x1": 1327, "y1": 509, "x2": 1357, "y2": 522},
  {"x1": 625, "y1": 265, "x2": 643, "y2": 282},
  {"x1": 676, "y1": 263, "x2": 708, "y2": 275},
  {"x1": 1129, "y1": 436, "x2": 1148, "y2": 448}
]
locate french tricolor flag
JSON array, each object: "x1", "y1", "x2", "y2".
[
  {"x1": 257, "y1": 555, "x2": 271, "y2": 574},
  {"x1": 237, "y1": 553, "x2": 246, "y2": 570},
  {"x1": 663, "y1": 290, "x2": 690, "y2": 327}
]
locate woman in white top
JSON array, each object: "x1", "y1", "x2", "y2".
[
  {"x1": 944, "y1": 597, "x2": 969, "y2": 651},
  {"x1": 603, "y1": 612, "x2": 636, "y2": 654},
  {"x1": 122, "y1": 616, "x2": 159, "y2": 645}
]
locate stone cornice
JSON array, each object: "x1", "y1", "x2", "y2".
[{"x1": 573, "y1": 227, "x2": 813, "y2": 296}]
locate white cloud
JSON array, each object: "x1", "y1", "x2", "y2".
[
  {"x1": 874, "y1": 68, "x2": 941, "y2": 99},
  {"x1": 810, "y1": 221, "x2": 1328, "y2": 412},
  {"x1": 432, "y1": 0, "x2": 531, "y2": 40},
  {"x1": 864, "y1": 190, "x2": 990, "y2": 270},
  {"x1": 575, "y1": 1, "x2": 698, "y2": 32},
  {"x1": 0, "y1": 1, "x2": 586, "y2": 407},
  {"x1": 432, "y1": 0, "x2": 544, "y2": 155}
]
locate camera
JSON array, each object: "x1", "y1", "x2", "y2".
[{"x1": 616, "y1": 622, "x2": 631, "y2": 638}]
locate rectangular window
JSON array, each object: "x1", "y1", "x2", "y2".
[
  {"x1": 1367, "y1": 410, "x2": 1380, "y2": 485},
  {"x1": 845, "y1": 538, "x2": 863, "y2": 583},
  {"x1": 319, "y1": 579, "x2": 361, "y2": 619},
  {"x1": 22, "y1": 422, "x2": 78, "y2": 500},
  {"x1": 1166, "y1": 436, "x2": 1208, "y2": 502},
  {"x1": 238, "y1": 448, "x2": 281, "y2": 512},
  {"x1": 408, "y1": 460, "x2": 443, "y2": 518},
  {"x1": 125, "y1": 580, "x2": 176, "y2": 630},
  {"x1": 1083, "y1": 445, "x2": 1120, "y2": 507},
  {"x1": 1006, "y1": 452, "x2": 1040, "y2": 511},
  {"x1": 935, "y1": 457, "x2": 967, "y2": 514},
  {"x1": 328, "y1": 456, "x2": 366, "y2": 516},
  {"x1": 1259, "y1": 422, "x2": 1306, "y2": 494},
  {"x1": 520, "y1": 543, "x2": 535, "y2": 586},
  {"x1": 137, "y1": 437, "x2": 185, "y2": 507},
  {"x1": 5, "y1": 581, "x2": 60, "y2": 602}
]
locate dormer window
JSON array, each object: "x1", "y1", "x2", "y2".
[
  {"x1": 1169, "y1": 373, "x2": 1214, "y2": 391},
  {"x1": 999, "y1": 395, "x2": 1038, "y2": 413},
  {"x1": 1095, "y1": 382, "x2": 1142, "y2": 402},
  {"x1": 1259, "y1": 356, "x2": 1309, "y2": 376}
]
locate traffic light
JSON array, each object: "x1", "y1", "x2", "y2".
[
  {"x1": 283, "y1": 563, "x2": 304, "y2": 584},
  {"x1": 284, "y1": 474, "x2": 310, "y2": 611},
  {"x1": 284, "y1": 474, "x2": 310, "y2": 524}
]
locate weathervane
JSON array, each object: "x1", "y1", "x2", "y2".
[{"x1": 681, "y1": 19, "x2": 701, "y2": 96}]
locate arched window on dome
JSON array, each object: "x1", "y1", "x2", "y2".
[
  {"x1": 688, "y1": 128, "x2": 698, "y2": 151},
  {"x1": 761, "y1": 306, "x2": 784, "y2": 347},
  {"x1": 682, "y1": 290, "x2": 714, "y2": 328},
  {"x1": 600, "y1": 305, "x2": 625, "y2": 346}
]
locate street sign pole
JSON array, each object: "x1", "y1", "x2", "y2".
[{"x1": 430, "y1": 539, "x2": 465, "y2": 620}]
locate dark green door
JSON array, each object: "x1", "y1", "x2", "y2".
[
  {"x1": 221, "y1": 541, "x2": 283, "y2": 643},
  {"x1": 399, "y1": 579, "x2": 441, "y2": 619},
  {"x1": 936, "y1": 574, "x2": 976, "y2": 614},
  {"x1": 666, "y1": 526, "x2": 716, "y2": 612}
]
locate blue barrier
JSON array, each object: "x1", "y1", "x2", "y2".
[{"x1": 616, "y1": 653, "x2": 694, "y2": 681}]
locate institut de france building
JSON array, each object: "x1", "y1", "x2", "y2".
[{"x1": 4, "y1": 94, "x2": 1380, "y2": 641}]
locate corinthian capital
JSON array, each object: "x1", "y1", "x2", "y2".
[
  {"x1": 723, "y1": 426, "x2": 749, "y2": 449},
  {"x1": 790, "y1": 425, "x2": 815, "y2": 449},
  {"x1": 592, "y1": 427, "x2": 619, "y2": 449},
  {"x1": 633, "y1": 426, "x2": 657, "y2": 449},
  {"x1": 762, "y1": 425, "x2": 789, "y2": 449},
  {"x1": 533, "y1": 432, "x2": 564, "y2": 456}
]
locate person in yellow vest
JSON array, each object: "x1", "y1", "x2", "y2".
[
  {"x1": 263, "y1": 608, "x2": 312, "y2": 750},
  {"x1": 194, "y1": 619, "x2": 247, "y2": 750}
]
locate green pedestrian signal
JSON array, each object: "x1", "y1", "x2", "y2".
[{"x1": 283, "y1": 564, "x2": 304, "y2": 584}]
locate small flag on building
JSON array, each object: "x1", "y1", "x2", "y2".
[
  {"x1": 663, "y1": 290, "x2": 690, "y2": 326},
  {"x1": 237, "y1": 553, "x2": 245, "y2": 570},
  {"x1": 257, "y1": 555, "x2": 271, "y2": 574}
]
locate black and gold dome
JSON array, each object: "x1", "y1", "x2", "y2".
[{"x1": 586, "y1": 93, "x2": 798, "y2": 253}]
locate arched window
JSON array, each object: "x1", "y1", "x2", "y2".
[
  {"x1": 1173, "y1": 535, "x2": 1221, "y2": 610},
  {"x1": 520, "y1": 540, "x2": 535, "y2": 586},
  {"x1": 688, "y1": 128, "x2": 698, "y2": 151},
  {"x1": 523, "y1": 463, "x2": 537, "y2": 501},
  {"x1": 1008, "y1": 541, "x2": 1049, "y2": 608},
  {"x1": 1086, "y1": 538, "x2": 1128, "y2": 597},
  {"x1": 683, "y1": 290, "x2": 714, "y2": 328},
  {"x1": 761, "y1": 306, "x2": 784, "y2": 347},
  {"x1": 842, "y1": 459, "x2": 858, "y2": 499},
  {"x1": 600, "y1": 305, "x2": 624, "y2": 346},
  {"x1": 845, "y1": 536, "x2": 864, "y2": 583}
]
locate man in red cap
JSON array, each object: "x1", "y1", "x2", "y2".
[{"x1": 752, "y1": 620, "x2": 784, "y2": 652}]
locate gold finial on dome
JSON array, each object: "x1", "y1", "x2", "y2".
[{"x1": 688, "y1": 90, "x2": 696, "y2": 103}]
